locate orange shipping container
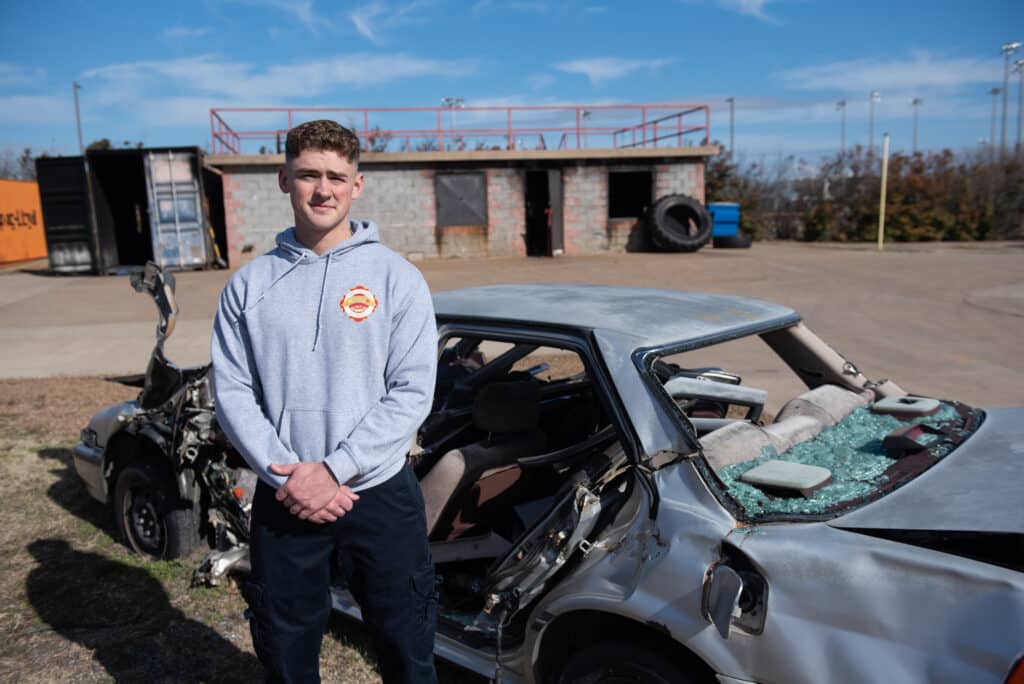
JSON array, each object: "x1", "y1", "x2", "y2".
[{"x1": 0, "y1": 179, "x2": 48, "y2": 264}]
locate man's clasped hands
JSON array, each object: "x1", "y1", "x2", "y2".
[{"x1": 269, "y1": 462, "x2": 359, "y2": 523}]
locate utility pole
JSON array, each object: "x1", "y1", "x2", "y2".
[
  {"x1": 836, "y1": 99, "x2": 847, "y2": 156},
  {"x1": 1000, "y1": 42, "x2": 1021, "y2": 157},
  {"x1": 1016, "y1": 59, "x2": 1024, "y2": 157},
  {"x1": 725, "y1": 97, "x2": 735, "y2": 158},
  {"x1": 990, "y1": 87, "x2": 1002, "y2": 163},
  {"x1": 440, "y1": 97, "x2": 464, "y2": 150},
  {"x1": 911, "y1": 97, "x2": 922, "y2": 153},
  {"x1": 868, "y1": 91, "x2": 880, "y2": 156},
  {"x1": 73, "y1": 81, "x2": 84, "y2": 155}
]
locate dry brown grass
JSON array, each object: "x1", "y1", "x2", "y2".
[{"x1": 0, "y1": 377, "x2": 484, "y2": 683}]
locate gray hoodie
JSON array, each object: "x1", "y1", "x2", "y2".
[{"x1": 211, "y1": 220, "x2": 437, "y2": 491}]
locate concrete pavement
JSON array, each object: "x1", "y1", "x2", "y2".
[{"x1": 1, "y1": 242, "x2": 1022, "y2": 408}]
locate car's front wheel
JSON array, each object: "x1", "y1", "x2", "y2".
[
  {"x1": 557, "y1": 642, "x2": 699, "y2": 684},
  {"x1": 113, "y1": 463, "x2": 199, "y2": 559}
]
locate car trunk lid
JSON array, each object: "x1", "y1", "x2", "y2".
[{"x1": 829, "y1": 407, "x2": 1024, "y2": 535}]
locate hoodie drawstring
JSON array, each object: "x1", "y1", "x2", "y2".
[{"x1": 312, "y1": 251, "x2": 332, "y2": 351}]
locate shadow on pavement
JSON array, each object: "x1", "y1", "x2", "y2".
[{"x1": 26, "y1": 538, "x2": 262, "y2": 682}]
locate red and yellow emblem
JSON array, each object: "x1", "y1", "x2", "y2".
[{"x1": 340, "y1": 285, "x2": 379, "y2": 322}]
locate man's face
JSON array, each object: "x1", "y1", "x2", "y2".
[{"x1": 278, "y1": 148, "x2": 364, "y2": 240}]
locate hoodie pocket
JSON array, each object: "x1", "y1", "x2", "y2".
[{"x1": 278, "y1": 407, "x2": 360, "y2": 461}]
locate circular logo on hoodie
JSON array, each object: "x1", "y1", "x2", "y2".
[{"x1": 340, "y1": 285, "x2": 379, "y2": 322}]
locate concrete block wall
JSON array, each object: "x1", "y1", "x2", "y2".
[
  {"x1": 356, "y1": 168, "x2": 437, "y2": 259},
  {"x1": 563, "y1": 165, "x2": 609, "y2": 255},
  {"x1": 222, "y1": 166, "x2": 440, "y2": 264},
  {"x1": 223, "y1": 167, "x2": 294, "y2": 265},
  {"x1": 655, "y1": 162, "x2": 704, "y2": 202},
  {"x1": 486, "y1": 169, "x2": 526, "y2": 257},
  {"x1": 220, "y1": 158, "x2": 707, "y2": 263}
]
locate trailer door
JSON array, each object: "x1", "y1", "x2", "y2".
[
  {"x1": 35, "y1": 156, "x2": 97, "y2": 273},
  {"x1": 144, "y1": 150, "x2": 209, "y2": 269}
]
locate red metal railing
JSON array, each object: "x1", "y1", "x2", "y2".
[
  {"x1": 208, "y1": 104, "x2": 711, "y2": 155},
  {"x1": 210, "y1": 109, "x2": 241, "y2": 154}
]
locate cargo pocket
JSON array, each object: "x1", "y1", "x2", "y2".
[{"x1": 411, "y1": 564, "x2": 439, "y2": 626}]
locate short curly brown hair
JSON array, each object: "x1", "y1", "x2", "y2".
[{"x1": 284, "y1": 119, "x2": 361, "y2": 165}]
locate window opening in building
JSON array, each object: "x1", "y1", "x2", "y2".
[{"x1": 608, "y1": 169, "x2": 653, "y2": 219}]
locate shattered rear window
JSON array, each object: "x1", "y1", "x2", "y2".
[{"x1": 717, "y1": 401, "x2": 981, "y2": 519}]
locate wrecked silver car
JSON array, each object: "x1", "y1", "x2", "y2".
[
  {"x1": 72, "y1": 264, "x2": 255, "y2": 578},
  {"x1": 74, "y1": 269, "x2": 1024, "y2": 683}
]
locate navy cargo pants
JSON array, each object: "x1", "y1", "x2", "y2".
[{"x1": 243, "y1": 462, "x2": 438, "y2": 684}]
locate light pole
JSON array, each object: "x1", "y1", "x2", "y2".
[
  {"x1": 868, "y1": 91, "x2": 880, "y2": 156},
  {"x1": 1015, "y1": 59, "x2": 1024, "y2": 157},
  {"x1": 1000, "y1": 42, "x2": 1021, "y2": 157},
  {"x1": 990, "y1": 87, "x2": 1001, "y2": 163},
  {"x1": 440, "y1": 96, "x2": 464, "y2": 150},
  {"x1": 725, "y1": 97, "x2": 735, "y2": 158},
  {"x1": 73, "y1": 81, "x2": 84, "y2": 155},
  {"x1": 911, "y1": 97, "x2": 922, "y2": 154},
  {"x1": 836, "y1": 99, "x2": 847, "y2": 156},
  {"x1": 581, "y1": 109, "x2": 592, "y2": 148}
]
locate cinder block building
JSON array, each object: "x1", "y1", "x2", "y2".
[
  {"x1": 211, "y1": 147, "x2": 714, "y2": 265},
  {"x1": 207, "y1": 104, "x2": 718, "y2": 264}
]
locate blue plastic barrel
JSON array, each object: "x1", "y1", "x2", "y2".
[{"x1": 707, "y1": 202, "x2": 740, "y2": 237}]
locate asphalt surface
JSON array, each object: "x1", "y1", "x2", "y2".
[{"x1": 1, "y1": 242, "x2": 1022, "y2": 408}]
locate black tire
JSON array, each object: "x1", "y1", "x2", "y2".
[
  {"x1": 113, "y1": 463, "x2": 200, "y2": 559},
  {"x1": 645, "y1": 194, "x2": 712, "y2": 253},
  {"x1": 712, "y1": 233, "x2": 753, "y2": 249},
  {"x1": 558, "y1": 643, "x2": 698, "y2": 684}
]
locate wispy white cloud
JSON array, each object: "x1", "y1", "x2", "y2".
[
  {"x1": 716, "y1": 0, "x2": 776, "y2": 22},
  {"x1": 0, "y1": 63, "x2": 46, "y2": 87},
  {"x1": 162, "y1": 25, "x2": 211, "y2": 40},
  {"x1": 83, "y1": 53, "x2": 477, "y2": 101},
  {"x1": 555, "y1": 57, "x2": 673, "y2": 86},
  {"x1": 225, "y1": 0, "x2": 318, "y2": 33},
  {"x1": 349, "y1": 1, "x2": 435, "y2": 44},
  {"x1": 777, "y1": 51, "x2": 1001, "y2": 93},
  {"x1": 350, "y1": 3, "x2": 387, "y2": 42}
]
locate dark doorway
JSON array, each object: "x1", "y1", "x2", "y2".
[{"x1": 525, "y1": 170, "x2": 562, "y2": 256}]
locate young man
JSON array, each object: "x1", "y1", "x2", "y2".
[{"x1": 211, "y1": 120, "x2": 439, "y2": 683}]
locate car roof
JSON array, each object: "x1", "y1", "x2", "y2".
[{"x1": 433, "y1": 284, "x2": 800, "y2": 350}]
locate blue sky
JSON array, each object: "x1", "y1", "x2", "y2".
[{"x1": 1, "y1": 0, "x2": 1021, "y2": 161}]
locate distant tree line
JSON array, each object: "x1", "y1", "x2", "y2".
[{"x1": 706, "y1": 145, "x2": 1024, "y2": 242}]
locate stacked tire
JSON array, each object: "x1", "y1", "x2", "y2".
[
  {"x1": 712, "y1": 233, "x2": 752, "y2": 249},
  {"x1": 644, "y1": 194, "x2": 713, "y2": 253}
]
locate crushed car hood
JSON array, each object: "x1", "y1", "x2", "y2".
[{"x1": 830, "y1": 408, "x2": 1023, "y2": 534}]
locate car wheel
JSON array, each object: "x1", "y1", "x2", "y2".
[
  {"x1": 113, "y1": 463, "x2": 199, "y2": 559},
  {"x1": 557, "y1": 643, "x2": 700, "y2": 684}
]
